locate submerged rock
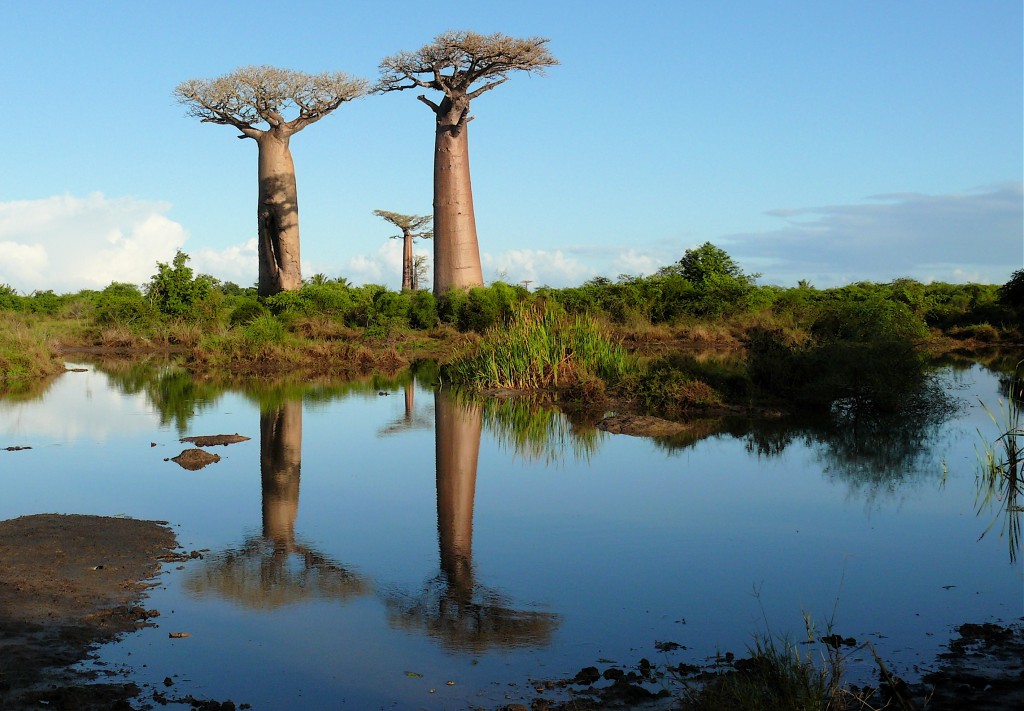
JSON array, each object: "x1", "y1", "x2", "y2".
[
  {"x1": 179, "y1": 434, "x2": 250, "y2": 447},
  {"x1": 169, "y1": 448, "x2": 221, "y2": 471}
]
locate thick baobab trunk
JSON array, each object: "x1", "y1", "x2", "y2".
[
  {"x1": 402, "y1": 231, "x2": 414, "y2": 291},
  {"x1": 433, "y1": 122, "x2": 484, "y2": 295},
  {"x1": 257, "y1": 131, "x2": 302, "y2": 296},
  {"x1": 434, "y1": 391, "x2": 482, "y2": 596},
  {"x1": 261, "y1": 400, "x2": 303, "y2": 551}
]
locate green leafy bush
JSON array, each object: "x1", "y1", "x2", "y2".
[
  {"x1": 407, "y1": 290, "x2": 439, "y2": 329},
  {"x1": 243, "y1": 313, "x2": 285, "y2": 345},
  {"x1": 0, "y1": 284, "x2": 24, "y2": 311},
  {"x1": 145, "y1": 250, "x2": 213, "y2": 318},
  {"x1": 95, "y1": 283, "x2": 158, "y2": 326},
  {"x1": 748, "y1": 298, "x2": 928, "y2": 412},
  {"x1": 229, "y1": 298, "x2": 270, "y2": 326}
]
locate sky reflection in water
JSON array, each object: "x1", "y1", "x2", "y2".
[{"x1": 0, "y1": 360, "x2": 1020, "y2": 709}]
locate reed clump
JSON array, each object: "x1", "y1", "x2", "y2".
[
  {"x1": 444, "y1": 303, "x2": 634, "y2": 390},
  {"x1": 0, "y1": 315, "x2": 65, "y2": 383}
]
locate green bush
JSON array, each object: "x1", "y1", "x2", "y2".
[
  {"x1": 145, "y1": 250, "x2": 212, "y2": 318},
  {"x1": 748, "y1": 299, "x2": 928, "y2": 412},
  {"x1": 0, "y1": 284, "x2": 24, "y2": 311},
  {"x1": 95, "y1": 283, "x2": 158, "y2": 326},
  {"x1": 229, "y1": 298, "x2": 270, "y2": 326},
  {"x1": 407, "y1": 290, "x2": 439, "y2": 329},
  {"x1": 24, "y1": 290, "x2": 66, "y2": 315},
  {"x1": 460, "y1": 287, "x2": 502, "y2": 332},
  {"x1": 437, "y1": 288, "x2": 469, "y2": 326},
  {"x1": 367, "y1": 290, "x2": 409, "y2": 332},
  {"x1": 243, "y1": 313, "x2": 285, "y2": 345}
]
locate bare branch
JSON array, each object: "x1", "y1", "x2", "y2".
[
  {"x1": 174, "y1": 65, "x2": 369, "y2": 137},
  {"x1": 377, "y1": 31, "x2": 557, "y2": 110},
  {"x1": 416, "y1": 94, "x2": 441, "y2": 113},
  {"x1": 466, "y1": 76, "x2": 508, "y2": 100}
]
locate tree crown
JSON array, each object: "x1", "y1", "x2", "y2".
[
  {"x1": 374, "y1": 210, "x2": 433, "y2": 238},
  {"x1": 377, "y1": 31, "x2": 557, "y2": 103},
  {"x1": 175, "y1": 65, "x2": 368, "y2": 139}
]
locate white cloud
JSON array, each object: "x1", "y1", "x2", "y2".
[
  {"x1": 614, "y1": 249, "x2": 664, "y2": 277},
  {"x1": 482, "y1": 249, "x2": 596, "y2": 287},
  {"x1": 0, "y1": 193, "x2": 188, "y2": 293},
  {"x1": 733, "y1": 183, "x2": 1022, "y2": 287},
  {"x1": 192, "y1": 238, "x2": 258, "y2": 287},
  {"x1": 342, "y1": 240, "x2": 405, "y2": 287}
]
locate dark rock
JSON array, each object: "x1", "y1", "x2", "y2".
[{"x1": 572, "y1": 666, "x2": 600, "y2": 685}]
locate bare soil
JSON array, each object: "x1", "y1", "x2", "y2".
[{"x1": 0, "y1": 513, "x2": 176, "y2": 710}]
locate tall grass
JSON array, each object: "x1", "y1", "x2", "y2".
[
  {"x1": 0, "y1": 315, "x2": 64, "y2": 383},
  {"x1": 976, "y1": 365, "x2": 1023, "y2": 562},
  {"x1": 444, "y1": 303, "x2": 633, "y2": 389}
]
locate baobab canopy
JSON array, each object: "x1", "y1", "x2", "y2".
[
  {"x1": 174, "y1": 66, "x2": 368, "y2": 296},
  {"x1": 377, "y1": 31, "x2": 558, "y2": 108},
  {"x1": 175, "y1": 65, "x2": 368, "y2": 139},
  {"x1": 378, "y1": 32, "x2": 558, "y2": 295}
]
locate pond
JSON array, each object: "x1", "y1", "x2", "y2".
[{"x1": 1, "y1": 359, "x2": 1021, "y2": 709}]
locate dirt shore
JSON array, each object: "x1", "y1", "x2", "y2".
[{"x1": 0, "y1": 513, "x2": 177, "y2": 710}]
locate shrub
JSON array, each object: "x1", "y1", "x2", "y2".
[
  {"x1": 145, "y1": 250, "x2": 212, "y2": 317},
  {"x1": 229, "y1": 298, "x2": 269, "y2": 326},
  {"x1": 407, "y1": 290, "x2": 439, "y2": 329},
  {"x1": 460, "y1": 287, "x2": 503, "y2": 332},
  {"x1": 95, "y1": 283, "x2": 158, "y2": 326},
  {"x1": 437, "y1": 288, "x2": 469, "y2": 326},
  {"x1": 0, "y1": 284, "x2": 23, "y2": 311},
  {"x1": 24, "y1": 290, "x2": 65, "y2": 315},
  {"x1": 947, "y1": 323, "x2": 1000, "y2": 342},
  {"x1": 243, "y1": 313, "x2": 285, "y2": 345},
  {"x1": 748, "y1": 298, "x2": 928, "y2": 412}
]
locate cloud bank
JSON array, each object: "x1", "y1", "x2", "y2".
[
  {"x1": 730, "y1": 183, "x2": 1022, "y2": 287},
  {"x1": 0, "y1": 193, "x2": 188, "y2": 293}
]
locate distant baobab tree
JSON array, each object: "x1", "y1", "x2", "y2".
[
  {"x1": 373, "y1": 210, "x2": 433, "y2": 291},
  {"x1": 175, "y1": 65, "x2": 368, "y2": 296},
  {"x1": 412, "y1": 254, "x2": 429, "y2": 291},
  {"x1": 377, "y1": 31, "x2": 558, "y2": 295}
]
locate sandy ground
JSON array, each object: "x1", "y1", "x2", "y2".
[{"x1": 0, "y1": 513, "x2": 176, "y2": 710}]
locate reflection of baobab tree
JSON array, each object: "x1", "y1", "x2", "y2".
[
  {"x1": 377, "y1": 379, "x2": 433, "y2": 437},
  {"x1": 385, "y1": 391, "x2": 558, "y2": 652},
  {"x1": 185, "y1": 399, "x2": 368, "y2": 609}
]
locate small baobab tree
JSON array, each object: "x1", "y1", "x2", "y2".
[
  {"x1": 412, "y1": 254, "x2": 429, "y2": 291},
  {"x1": 373, "y1": 210, "x2": 433, "y2": 291},
  {"x1": 175, "y1": 66, "x2": 368, "y2": 296},
  {"x1": 378, "y1": 31, "x2": 558, "y2": 295}
]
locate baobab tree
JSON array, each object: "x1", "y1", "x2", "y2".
[
  {"x1": 373, "y1": 210, "x2": 433, "y2": 291},
  {"x1": 175, "y1": 66, "x2": 368, "y2": 296},
  {"x1": 378, "y1": 31, "x2": 558, "y2": 295}
]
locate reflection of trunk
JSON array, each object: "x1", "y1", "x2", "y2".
[
  {"x1": 434, "y1": 391, "x2": 482, "y2": 598},
  {"x1": 433, "y1": 103, "x2": 483, "y2": 295},
  {"x1": 404, "y1": 383, "x2": 415, "y2": 425},
  {"x1": 257, "y1": 130, "x2": 301, "y2": 296},
  {"x1": 261, "y1": 399, "x2": 302, "y2": 551}
]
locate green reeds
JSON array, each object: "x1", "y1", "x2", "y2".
[
  {"x1": 976, "y1": 366, "x2": 1023, "y2": 562},
  {"x1": 444, "y1": 303, "x2": 633, "y2": 390},
  {"x1": 0, "y1": 314, "x2": 64, "y2": 383}
]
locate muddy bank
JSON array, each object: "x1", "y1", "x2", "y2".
[{"x1": 0, "y1": 513, "x2": 176, "y2": 710}]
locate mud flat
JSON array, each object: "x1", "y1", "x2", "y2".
[{"x1": 0, "y1": 513, "x2": 176, "y2": 710}]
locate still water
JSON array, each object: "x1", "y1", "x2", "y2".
[{"x1": 1, "y1": 359, "x2": 1021, "y2": 708}]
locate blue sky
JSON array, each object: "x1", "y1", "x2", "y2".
[{"x1": 0, "y1": 0, "x2": 1020, "y2": 293}]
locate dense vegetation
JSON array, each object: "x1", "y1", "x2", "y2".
[{"x1": 1, "y1": 246, "x2": 1020, "y2": 415}]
